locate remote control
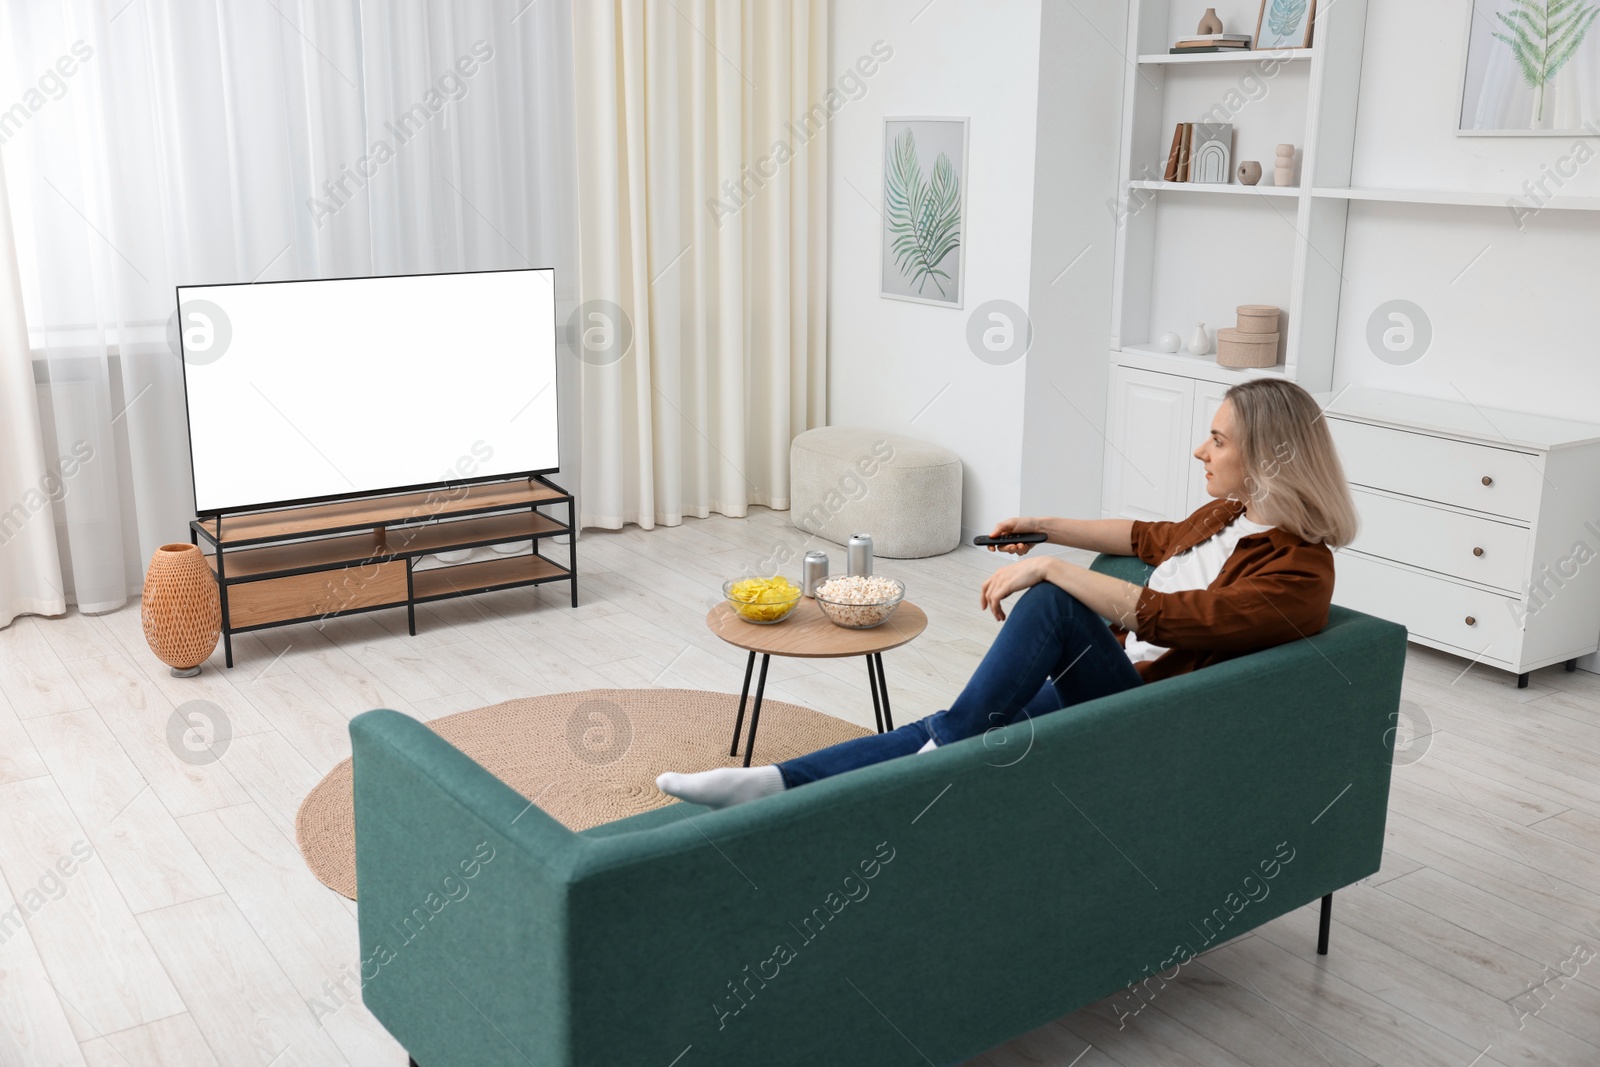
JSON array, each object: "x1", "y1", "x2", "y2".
[{"x1": 972, "y1": 532, "x2": 1048, "y2": 547}]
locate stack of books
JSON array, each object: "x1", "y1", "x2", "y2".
[{"x1": 1170, "y1": 33, "x2": 1253, "y2": 54}]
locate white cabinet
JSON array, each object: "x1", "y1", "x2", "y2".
[
  {"x1": 1323, "y1": 388, "x2": 1600, "y2": 687},
  {"x1": 1100, "y1": 366, "x2": 1231, "y2": 522},
  {"x1": 1101, "y1": 365, "x2": 1196, "y2": 522}
]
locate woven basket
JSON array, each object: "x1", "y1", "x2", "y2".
[{"x1": 141, "y1": 543, "x2": 221, "y2": 672}]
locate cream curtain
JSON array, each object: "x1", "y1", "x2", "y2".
[
  {"x1": 0, "y1": 161, "x2": 66, "y2": 627},
  {"x1": 571, "y1": 0, "x2": 828, "y2": 530}
]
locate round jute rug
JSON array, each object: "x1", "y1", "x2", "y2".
[{"x1": 295, "y1": 687, "x2": 871, "y2": 899}]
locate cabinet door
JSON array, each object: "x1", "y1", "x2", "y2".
[
  {"x1": 1186, "y1": 380, "x2": 1231, "y2": 515},
  {"x1": 1102, "y1": 366, "x2": 1193, "y2": 522}
]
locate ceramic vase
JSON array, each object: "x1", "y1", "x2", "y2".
[
  {"x1": 1237, "y1": 161, "x2": 1262, "y2": 186},
  {"x1": 1186, "y1": 322, "x2": 1211, "y2": 356},
  {"x1": 1197, "y1": 7, "x2": 1223, "y2": 34},
  {"x1": 141, "y1": 543, "x2": 221, "y2": 677},
  {"x1": 1274, "y1": 144, "x2": 1296, "y2": 187},
  {"x1": 1158, "y1": 332, "x2": 1183, "y2": 353}
]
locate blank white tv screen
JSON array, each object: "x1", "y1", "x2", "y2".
[{"x1": 179, "y1": 269, "x2": 558, "y2": 514}]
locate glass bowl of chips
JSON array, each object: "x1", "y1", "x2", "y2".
[{"x1": 723, "y1": 576, "x2": 803, "y2": 624}]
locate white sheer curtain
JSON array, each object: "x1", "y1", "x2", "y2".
[
  {"x1": 0, "y1": 0, "x2": 577, "y2": 619},
  {"x1": 572, "y1": 0, "x2": 828, "y2": 530}
]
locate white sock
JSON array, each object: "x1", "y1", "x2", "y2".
[
  {"x1": 917, "y1": 736, "x2": 938, "y2": 753},
  {"x1": 655, "y1": 766, "x2": 786, "y2": 809}
]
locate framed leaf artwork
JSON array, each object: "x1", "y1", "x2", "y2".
[
  {"x1": 1458, "y1": 0, "x2": 1600, "y2": 134},
  {"x1": 881, "y1": 117, "x2": 967, "y2": 308},
  {"x1": 1253, "y1": 0, "x2": 1316, "y2": 51}
]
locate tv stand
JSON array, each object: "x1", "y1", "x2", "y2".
[{"x1": 188, "y1": 475, "x2": 576, "y2": 668}]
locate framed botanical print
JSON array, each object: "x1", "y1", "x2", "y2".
[
  {"x1": 1253, "y1": 0, "x2": 1317, "y2": 51},
  {"x1": 881, "y1": 117, "x2": 968, "y2": 308}
]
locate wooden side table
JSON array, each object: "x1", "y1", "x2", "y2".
[{"x1": 705, "y1": 598, "x2": 929, "y2": 766}]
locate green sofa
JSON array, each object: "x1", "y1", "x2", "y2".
[{"x1": 350, "y1": 554, "x2": 1406, "y2": 1067}]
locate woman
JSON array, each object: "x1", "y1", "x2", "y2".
[{"x1": 656, "y1": 378, "x2": 1359, "y2": 809}]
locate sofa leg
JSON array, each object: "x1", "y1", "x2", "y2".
[
  {"x1": 1317, "y1": 893, "x2": 1332, "y2": 956},
  {"x1": 1517, "y1": 672, "x2": 1530, "y2": 689},
  {"x1": 1566, "y1": 658, "x2": 1578, "y2": 672}
]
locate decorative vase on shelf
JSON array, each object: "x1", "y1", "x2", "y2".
[
  {"x1": 1196, "y1": 7, "x2": 1223, "y2": 34},
  {"x1": 1187, "y1": 322, "x2": 1211, "y2": 356},
  {"x1": 1158, "y1": 332, "x2": 1183, "y2": 353},
  {"x1": 1237, "y1": 161, "x2": 1262, "y2": 186},
  {"x1": 141, "y1": 543, "x2": 221, "y2": 677},
  {"x1": 1275, "y1": 144, "x2": 1296, "y2": 187}
]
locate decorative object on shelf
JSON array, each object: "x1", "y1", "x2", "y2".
[
  {"x1": 1164, "y1": 123, "x2": 1193, "y2": 181},
  {"x1": 1190, "y1": 123, "x2": 1233, "y2": 183},
  {"x1": 1236, "y1": 304, "x2": 1281, "y2": 333},
  {"x1": 1187, "y1": 322, "x2": 1211, "y2": 356},
  {"x1": 1274, "y1": 143, "x2": 1297, "y2": 186},
  {"x1": 1158, "y1": 332, "x2": 1183, "y2": 353},
  {"x1": 1459, "y1": 0, "x2": 1600, "y2": 134},
  {"x1": 882, "y1": 117, "x2": 968, "y2": 308},
  {"x1": 1217, "y1": 328, "x2": 1280, "y2": 368},
  {"x1": 1170, "y1": 35, "x2": 1253, "y2": 53},
  {"x1": 141, "y1": 543, "x2": 221, "y2": 677},
  {"x1": 1197, "y1": 7, "x2": 1223, "y2": 34},
  {"x1": 1253, "y1": 0, "x2": 1317, "y2": 50},
  {"x1": 1237, "y1": 160, "x2": 1262, "y2": 185},
  {"x1": 1217, "y1": 304, "x2": 1281, "y2": 368}
]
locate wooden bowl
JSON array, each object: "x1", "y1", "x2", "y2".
[
  {"x1": 1216, "y1": 328, "x2": 1280, "y2": 368},
  {"x1": 1235, "y1": 305, "x2": 1281, "y2": 334}
]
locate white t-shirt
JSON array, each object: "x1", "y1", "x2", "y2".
[{"x1": 1123, "y1": 514, "x2": 1275, "y2": 666}]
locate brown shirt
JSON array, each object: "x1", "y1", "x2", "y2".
[{"x1": 1112, "y1": 498, "x2": 1335, "y2": 683}]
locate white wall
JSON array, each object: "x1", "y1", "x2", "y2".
[
  {"x1": 827, "y1": 0, "x2": 1042, "y2": 539},
  {"x1": 1021, "y1": 0, "x2": 1128, "y2": 523},
  {"x1": 1331, "y1": 0, "x2": 1600, "y2": 422}
]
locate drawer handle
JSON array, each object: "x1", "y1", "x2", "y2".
[
  {"x1": 1465, "y1": 616, "x2": 1477, "y2": 626},
  {"x1": 1472, "y1": 547, "x2": 1484, "y2": 557},
  {"x1": 1481, "y1": 476, "x2": 1493, "y2": 486}
]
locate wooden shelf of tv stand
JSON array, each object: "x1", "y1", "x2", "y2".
[
  {"x1": 413, "y1": 553, "x2": 570, "y2": 602},
  {"x1": 196, "y1": 477, "x2": 569, "y2": 546},
  {"x1": 203, "y1": 511, "x2": 569, "y2": 582}
]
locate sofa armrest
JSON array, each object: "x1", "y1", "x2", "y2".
[
  {"x1": 350, "y1": 709, "x2": 579, "y2": 1067},
  {"x1": 1089, "y1": 551, "x2": 1154, "y2": 586}
]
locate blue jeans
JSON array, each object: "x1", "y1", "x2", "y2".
[{"x1": 775, "y1": 582, "x2": 1143, "y2": 788}]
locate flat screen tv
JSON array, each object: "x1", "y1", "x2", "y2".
[{"x1": 177, "y1": 268, "x2": 559, "y2": 515}]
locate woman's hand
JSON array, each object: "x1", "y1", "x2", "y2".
[
  {"x1": 979, "y1": 557, "x2": 1051, "y2": 621},
  {"x1": 986, "y1": 516, "x2": 1037, "y2": 555}
]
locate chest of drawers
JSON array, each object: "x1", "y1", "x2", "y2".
[{"x1": 1320, "y1": 388, "x2": 1600, "y2": 687}]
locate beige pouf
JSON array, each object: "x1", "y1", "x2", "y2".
[{"x1": 790, "y1": 427, "x2": 962, "y2": 558}]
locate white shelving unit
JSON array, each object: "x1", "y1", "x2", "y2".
[{"x1": 1102, "y1": 0, "x2": 1370, "y2": 519}]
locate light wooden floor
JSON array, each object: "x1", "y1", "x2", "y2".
[{"x1": 1, "y1": 506, "x2": 1597, "y2": 1066}]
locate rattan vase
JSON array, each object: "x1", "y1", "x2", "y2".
[{"x1": 141, "y1": 543, "x2": 221, "y2": 677}]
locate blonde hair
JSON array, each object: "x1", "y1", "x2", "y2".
[{"x1": 1224, "y1": 378, "x2": 1360, "y2": 548}]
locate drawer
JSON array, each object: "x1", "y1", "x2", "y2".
[
  {"x1": 1348, "y1": 489, "x2": 1529, "y2": 594},
  {"x1": 1328, "y1": 418, "x2": 1542, "y2": 521},
  {"x1": 227, "y1": 561, "x2": 407, "y2": 628},
  {"x1": 1333, "y1": 551, "x2": 1523, "y2": 664}
]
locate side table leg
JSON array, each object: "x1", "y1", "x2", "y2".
[
  {"x1": 867, "y1": 655, "x2": 885, "y2": 733},
  {"x1": 730, "y1": 651, "x2": 756, "y2": 756},
  {"x1": 742, "y1": 654, "x2": 771, "y2": 768},
  {"x1": 874, "y1": 653, "x2": 894, "y2": 731}
]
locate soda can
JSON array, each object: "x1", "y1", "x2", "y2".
[
  {"x1": 847, "y1": 533, "x2": 873, "y2": 577},
  {"x1": 802, "y1": 550, "x2": 829, "y2": 597}
]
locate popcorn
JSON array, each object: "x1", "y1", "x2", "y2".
[{"x1": 814, "y1": 575, "x2": 903, "y2": 628}]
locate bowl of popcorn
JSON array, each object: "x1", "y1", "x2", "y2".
[
  {"x1": 812, "y1": 575, "x2": 905, "y2": 629},
  {"x1": 723, "y1": 576, "x2": 803, "y2": 624}
]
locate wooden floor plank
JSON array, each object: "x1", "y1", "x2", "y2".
[{"x1": 0, "y1": 777, "x2": 185, "y2": 1040}]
